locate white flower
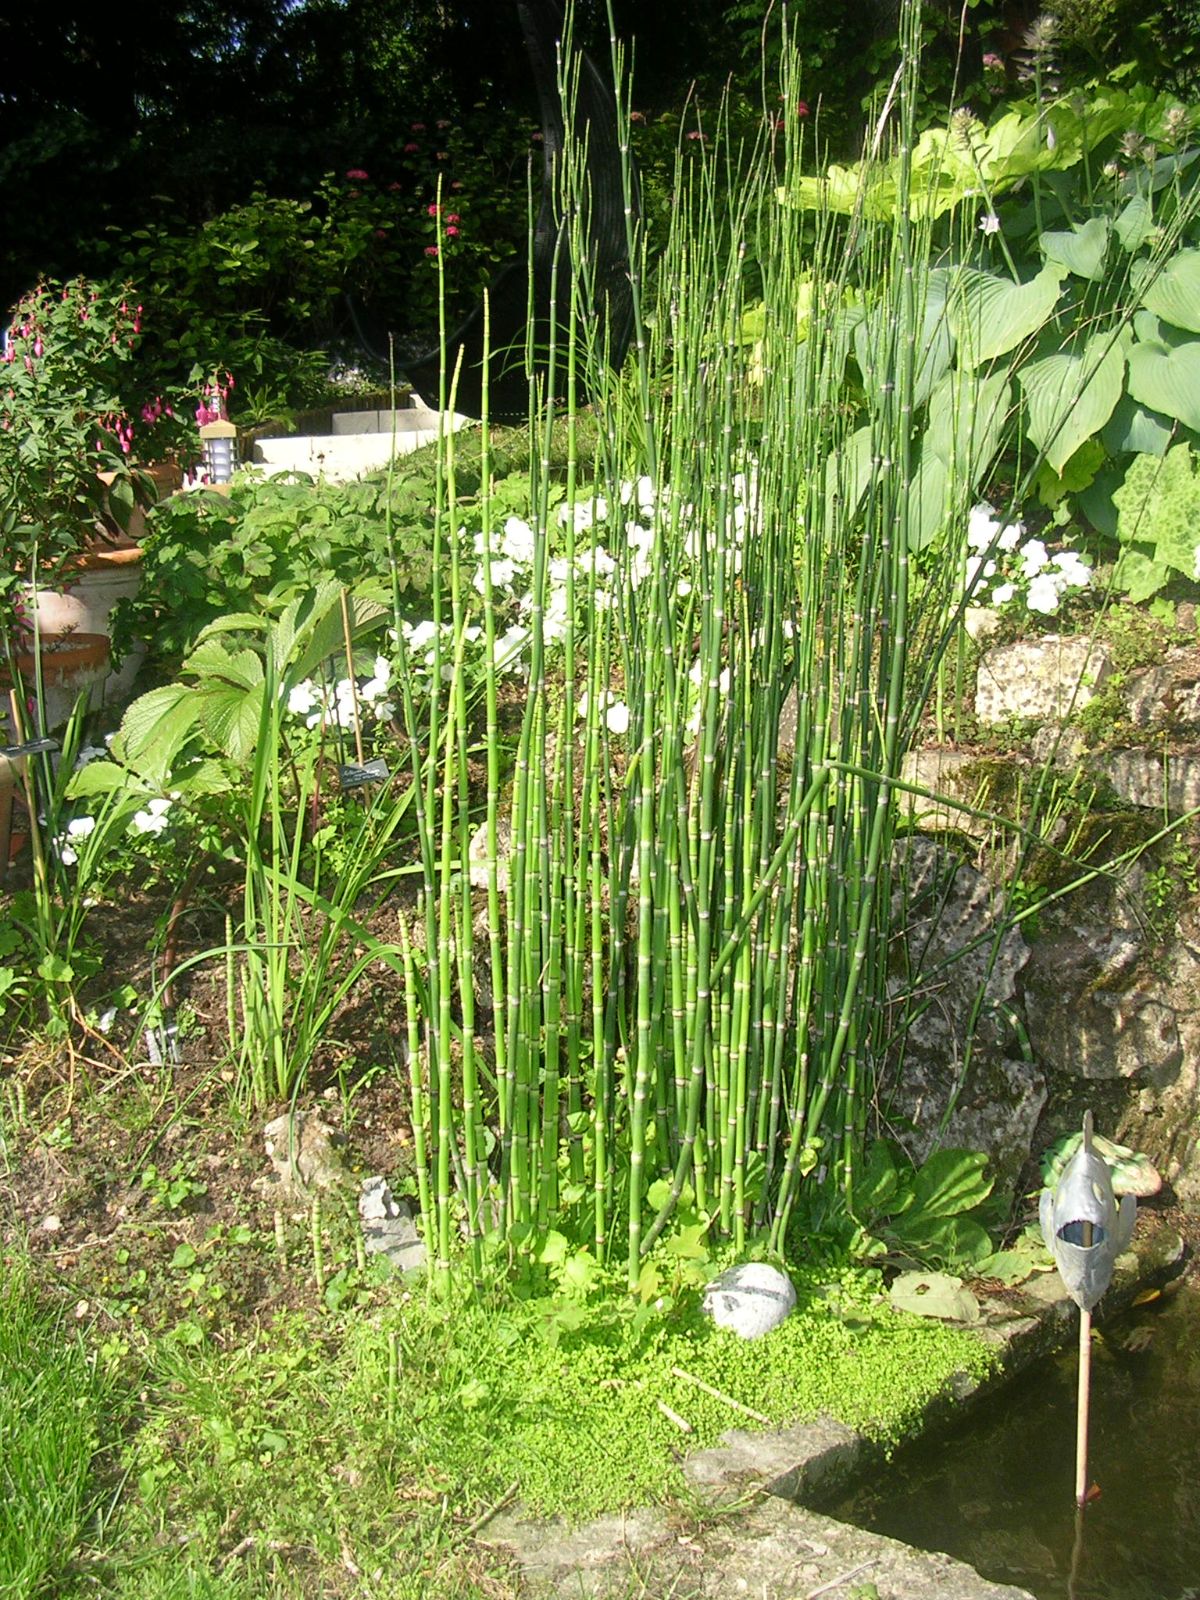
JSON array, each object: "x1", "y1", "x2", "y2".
[
  {"x1": 978, "y1": 211, "x2": 1001, "y2": 235},
  {"x1": 997, "y1": 519, "x2": 1025, "y2": 552},
  {"x1": 287, "y1": 680, "x2": 321, "y2": 717},
  {"x1": 677, "y1": 578, "x2": 692, "y2": 598},
  {"x1": 991, "y1": 581, "x2": 1017, "y2": 605},
  {"x1": 473, "y1": 556, "x2": 516, "y2": 594},
  {"x1": 1020, "y1": 539, "x2": 1049, "y2": 577},
  {"x1": 131, "y1": 797, "x2": 172, "y2": 836},
  {"x1": 605, "y1": 699, "x2": 630, "y2": 736},
  {"x1": 966, "y1": 555, "x2": 997, "y2": 588},
  {"x1": 543, "y1": 588, "x2": 570, "y2": 642},
  {"x1": 55, "y1": 838, "x2": 78, "y2": 867},
  {"x1": 577, "y1": 545, "x2": 616, "y2": 579},
  {"x1": 1026, "y1": 573, "x2": 1061, "y2": 614},
  {"x1": 493, "y1": 623, "x2": 529, "y2": 674},
  {"x1": 558, "y1": 496, "x2": 607, "y2": 535},
  {"x1": 1052, "y1": 550, "x2": 1091, "y2": 589},
  {"x1": 67, "y1": 816, "x2": 96, "y2": 840},
  {"x1": 549, "y1": 557, "x2": 572, "y2": 585},
  {"x1": 500, "y1": 516, "x2": 536, "y2": 564},
  {"x1": 403, "y1": 619, "x2": 438, "y2": 652}
]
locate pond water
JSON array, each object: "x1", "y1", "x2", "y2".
[{"x1": 831, "y1": 1281, "x2": 1200, "y2": 1600}]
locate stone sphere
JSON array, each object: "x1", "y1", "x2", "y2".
[{"x1": 702, "y1": 1263, "x2": 796, "y2": 1340}]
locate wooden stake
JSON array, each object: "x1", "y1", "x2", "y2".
[{"x1": 1075, "y1": 1304, "x2": 1092, "y2": 1507}]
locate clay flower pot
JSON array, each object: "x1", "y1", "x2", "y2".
[{"x1": 3, "y1": 632, "x2": 111, "y2": 733}]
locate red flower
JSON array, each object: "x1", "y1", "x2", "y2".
[
  {"x1": 445, "y1": 212, "x2": 460, "y2": 224},
  {"x1": 346, "y1": 167, "x2": 369, "y2": 180},
  {"x1": 374, "y1": 229, "x2": 388, "y2": 240},
  {"x1": 796, "y1": 101, "x2": 810, "y2": 117},
  {"x1": 445, "y1": 226, "x2": 459, "y2": 238},
  {"x1": 424, "y1": 245, "x2": 439, "y2": 257}
]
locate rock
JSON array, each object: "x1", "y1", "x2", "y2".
[
  {"x1": 358, "y1": 1176, "x2": 427, "y2": 1273},
  {"x1": 885, "y1": 838, "x2": 1040, "y2": 1193},
  {"x1": 1093, "y1": 748, "x2": 1200, "y2": 816},
  {"x1": 899, "y1": 748, "x2": 997, "y2": 840},
  {"x1": 975, "y1": 635, "x2": 1111, "y2": 725},
  {"x1": 702, "y1": 1263, "x2": 796, "y2": 1340},
  {"x1": 468, "y1": 815, "x2": 513, "y2": 890},
  {"x1": 1124, "y1": 648, "x2": 1200, "y2": 728},
  {"x1": 259, "y1": 1111, "x2": 348, "y2": 1198}
]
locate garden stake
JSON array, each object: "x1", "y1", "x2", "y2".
[{"x1": 1039, "y1": 1110, "x2": 1136, "y2": 1506}]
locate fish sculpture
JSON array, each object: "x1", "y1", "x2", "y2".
[{"x1": 1039, "y1": 1113, "x2": 1137, "y2": 1313}]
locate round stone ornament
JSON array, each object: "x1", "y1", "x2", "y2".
[{"x1": 702, "y1": 1262, "x2": 796, "y2": 1340}]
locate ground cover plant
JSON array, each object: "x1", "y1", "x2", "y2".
[{"x1": 3, "y1": 3, "x2": 1200, "y2": 1595}]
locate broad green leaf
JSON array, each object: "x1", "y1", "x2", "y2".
[
  {"x1": 37, "y1": 953, "x2": 74, "y2": 984},
  {"x1": 1141, "y1": 248, "x2": 1200, "y2": 333},
  {"x1": 196, "y1": 684, "x2": 267, "y2": 766},
  {"x1": 853, "y1": 1141, "x2": 901, "y2": 1218},
  {"x1": 1113, "y1": 444, "x2": 1200, "y2": 582},
  {"x1": 888, "y1": 1212, "x2": 994, "y2": 1267},
  {"x1": 1114, "y1": 193, "x2": 1153, "y2": 252},
  {"x1": 1102, "y1": 393, "x2": 1175, "y2": 457},
  {"x1": 889, "y1": 1270, "x2": 980, "y2": 1323},
  {"x1": 113, "y1": 684, "x2": 199, "y2": 777},
  {"x1": 67, "y1": 761, "x2": 142, "y2": 799},
  {"x1": 925, "y1": 369, "x2": 1012, "y2": 488},
  {"x1": 1034, "y1": 438, "x2": 1106, "y2": 508},
  {"x1": 536, "y1": 1229, "x2": 569, "y2": 1265},
  {"x1": 1078, "y1": 463, "x2": 1125, "y2": 537},
  {"x1": 825, "y1": 424, "x2": 875, "y2": 526},
  {"x1": 909, "y1": 1148, "x2": 993, "y2": 1217},
  {"x1": 905, "y1": 451, "x2": 950, "y2": 553},
  {"x1": 1039, "y1": 217, "x2": 1110, "y2": 281},
  {"x1": 1127, "y1": 339, "x2": 1200, "y2": 432},
  {"x1": 1020, "y1": 331, "x2": 1126, "y2": 474},
  {"x1": 949, "y1": 264, "x2": 1064, "y2": 367},
  {"x1": 184, "y1": 638, "x2": 264, "y2": 693},
  {"x1": 1113, "y1": 544, "x2": 1173, "y2": 602}
]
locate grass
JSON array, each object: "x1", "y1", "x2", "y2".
[{"x1": 0, "y1": 1265, "x2": 113, "y2": 1597}]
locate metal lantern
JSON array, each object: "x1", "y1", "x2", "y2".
[
  {"x1": 199, "y1": 418, "x2": 237, "y2": 486},
  {"x1": 1040, "y1": 1111, "x2": 1138, "y2": 1507},
  {"x1": 1039, "y1": 1114, "x2": 1136, "y2": 1313}
]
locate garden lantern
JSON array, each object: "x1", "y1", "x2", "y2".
[
  {"x1": 199, "y1": 417, "x2": 237, "y2": 486},
  {"x1": 1040, "y1": 1111, "x2": 1137, "y2": 1507}
]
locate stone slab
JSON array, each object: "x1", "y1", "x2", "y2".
[
  {"x1": 251, "y1": 412, "x2": 472, "y2": 481},
  {"x1": 975, "y1": 635, "x2": 1111, "y2": 726}
]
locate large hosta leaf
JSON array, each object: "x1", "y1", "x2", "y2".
[
  {"x1": 905, "y1": 452, "x2": 950, "y2": 552},
  {"x1": 1020, "y1": 331, "x2": 1127, "y2": 474},
  {"x1": 949, "y1": 263, "x2": 1064, "y2": 367},
  {"x1": 1102, "y1": 393, "x2": 1175, "y2": 457},
  {"x1": 1127, "y1": 338, "x2": 1200, "y2": 432},
  {"x1": 1039, "y1": 217, "x2": 1111, "y2": 281},
  {"x1": 925, "y1": 369, "x2": 1012, "y2": 488},
  {"x1": 1139, "y1": 247, "x2": 1200, "y2": 333}
]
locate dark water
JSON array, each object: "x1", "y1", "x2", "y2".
[{"x1": 831, "y1": 1283, "x2": 1200, "y2": 1600}]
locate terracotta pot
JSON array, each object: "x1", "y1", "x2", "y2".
[
  {"x1": 3, "y1": 632, "x2": 111, "y2": 732},
  {"x1": 96, "y1": 460, "x2": 184, "y2": 546},
  {"x1": 22, "y1": 547, "x2": 147, "y2": 703}
]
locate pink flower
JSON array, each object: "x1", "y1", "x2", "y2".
[
  {"x1": 348, "y1": 189, "x2": 361, "y2": 199},
  {"x1": 346, "y1": 167, "x2": 369, "y2": 180},
  {"x1": 410, "y1": 122, "x2": 426, "y2": 133},
  {"x1": 451, "y1": 180, "x2": 464, "y2": 191},
  {"x1": 32, "y1": 337, "x2": 43, "y2": 358},
  {"x1": 374, "y1": 228, "x2": 388, "y2": 240},
  {"x1": 686, "y1": 130, "x2": 704, "y2": 142},
  {"x1": 796, "y1": 100, "x2": 810, "y2": 117},
  {"x1": 445, "y1": 225, "x2": 459, "y2": 237},
  {"x1": 445, "y1": 212, "x2": 460, "y2": 224},
  {"x1": 531, "y1": 131, "x2": 544, "y2": 142},
  {"x1": 424, "y1": 245, "x2": 439, "y2": 257},
  {"x1": 405, "y1": 142, "x2": 420, "y2": 154},
  {"x1": 388, "y1": 181, "x2": 403, "y2": 192},
  {"x1": 630, "y1": 110, "x2": 645, "y2": 124},
  {"x1": 427, "y1": 203, "x2": 439, "y2": 217}
]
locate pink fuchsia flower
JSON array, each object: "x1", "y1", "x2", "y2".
[
  {"x1": 388, "y1": 181, "x2": 403, "y2": 192},
  {"x1": 410, "y1": 122, "x2": 426, "y2": 133},
  {"x1": 531, "y1": 131, "x2": 544, "y2": 142},
  {"x1": 445, "y1": 212, "x2": 460, "y2": 224},
  {"x1": 686, "y1": 130, "x2": 704, "y2": 141},
  {"x1": 445, "y1": 226, "x2": 459, "y2": 238},
  {"x1": 630, "y1": 110, "x2": 645, "y2": 124},
  {"x1": 404, "y1": 142, "x2": 420, "y2": 154},
  {"x1": 424, "y1": 245, "x2": 439, "y2": 257},
  {"x1": 796, "y1": 100, "x2": 810, "y2": 117},
  {"x1": 427, "y1": 203, "x2": 439, "y2": 217},
  {"x1": 346, "y1": 168, "x2": 369, "y2": 180},
  {"x1": 983, "y1": 52, "x2": 1004, "y2": 69}
]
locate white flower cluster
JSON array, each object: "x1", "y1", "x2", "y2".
[
  {"x1": 966, "y1": 503, "x2": 1090, "y2": 616},
  {"x1": 287, "y1": 655, "x2": 398, "y2": 728}
]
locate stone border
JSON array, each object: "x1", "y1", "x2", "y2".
[{"x1": 482, "y1": 1217, "x2": 1184, "y2": 1599}]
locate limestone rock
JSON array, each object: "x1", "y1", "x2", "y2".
[
  {"x1": 359, "y1": 1176, "x2": 427, "y2": 1272},
  {"x1": 1094, "y1": 748, "x2": 1200, "y2": 816},
  {"x1": 702, "y1": 1263, "x2": 796, "y2": 1340},
  {"x1": 259, "y1": 1111, "x2": 348, "y2": 1198},
  {"x1": 975, "y1": 635, "x2": 1111, "y2": 725}
]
